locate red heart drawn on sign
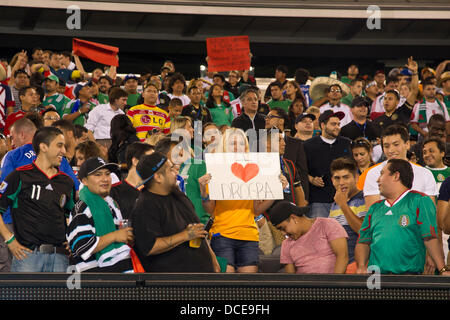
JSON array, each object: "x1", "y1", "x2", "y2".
[{"x1": 231, "y1": 163, "x2": 260, "y2": 183}]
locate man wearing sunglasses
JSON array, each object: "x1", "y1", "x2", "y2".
[{"x1": 319, "y1": 84, "x2": 353, "y2": 128}]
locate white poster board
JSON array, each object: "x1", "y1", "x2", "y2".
[{"x1": 205, "y1": 152, "x2": 284, "y2": 200}]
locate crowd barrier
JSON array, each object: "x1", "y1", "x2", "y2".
[{"x1": 1, "y1": 273, "x2": 449, "y2": 300}]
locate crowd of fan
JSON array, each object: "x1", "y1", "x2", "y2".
[{"x1": 0, "y1": 47, "x2": 450, "y2": 275}]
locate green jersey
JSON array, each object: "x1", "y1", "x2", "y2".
[
  {"x1": 427, "y1": 166, "x2": 450, "y2": 191},
  {"x1": 42, "y1": 93, "x2": 71, "y2": 117},
  {"x1": 62, "y1": 99, "x2": 98, "y2": 126},
  {"x1": 127, "y1": 93, "x2": 141, "y2": 107},
  {"x1": 97, "y1": 92, "x2": 109, "y2": 105},
  {"x1": 179, "y1": 159, "x2": 210, "y2": 224},
  {"x1": 209, "y1": 103, "x2": 234, "y2": 126},
  {"x1": 358, "y1": 190, "x2": 437, "y2": 274},
  {"x1": 267, "y1": 99, "x2": 292, "y2": 113}
]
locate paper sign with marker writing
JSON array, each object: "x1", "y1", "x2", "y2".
[
  {"x1": 205, "y1": 152, "x2": 283, "y2": 200},
  {"x1": 206, "y1": 36, "x2": 250, "y2": 72}
]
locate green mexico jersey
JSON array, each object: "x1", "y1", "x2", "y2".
[
  {"x1": 62, "y1": 99, "x2": 98, "y2": 126},
  {"x1": 97, "y1": 92, "x2": 109, "y2": 105},
  {"x1": 358, "y1": 190, "x2": 437, "y2": 274},
  {"x1": 43, "y1": 93, "x2": 71, "y2": 117},
  {"x1": 209, "y1": 103, "x2": 234, "y2": 126},
  {"x1": 427, "y1": 166, "x2": 450, "y2": 191}
]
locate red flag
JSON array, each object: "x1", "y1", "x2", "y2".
[{"x1": 72, "y1": 38, "x2": 119, "y2": 67}]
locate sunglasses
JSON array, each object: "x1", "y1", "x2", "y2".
[{"x1": 351, "y1": 139, "x2": 371, "y2": 148}]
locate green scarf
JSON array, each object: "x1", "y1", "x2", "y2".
[{"x1": 79, "y1": 186, "x2": 128, "y2": 266}]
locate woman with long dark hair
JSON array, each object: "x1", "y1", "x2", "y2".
[
  {"x1": 205, "y1": 84, "x2": 234, "y2": 126},
  {"x1": 107, "y1": 114, "x2": 140, "y2": 166}
]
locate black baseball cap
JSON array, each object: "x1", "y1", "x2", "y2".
[
  {"x1": 78, "y1": 157, "x2": 119, "y2": 180},
  {"x1": 267, "y1": 201, "x2": 310, "y2": 226},
  {"x1": 136, "y1": 152, "x2": 168, "y2": 187},
  {"x1": 351, "y1": 96, "x2": 369, "y2": 108},
  {"x1": 295, "y1": 113, "x2": 316, "y2": 124},
  {"x1": 318, "y1": 110, "x2": 345, "y2": 124}
]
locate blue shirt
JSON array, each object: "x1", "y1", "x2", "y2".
[{"x1": 0, "y1": 143, "x2": 80, "y2": 224}]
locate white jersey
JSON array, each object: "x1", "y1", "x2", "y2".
[{"x1": 363, "y1": 160, "x2": 438, "y2": 198}]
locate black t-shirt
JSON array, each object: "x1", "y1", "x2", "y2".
[
  {"x1": 131, "y1": 188, "x2": 215, "y2": 273},
  {"x1": 110, "y1": 180, "x2": 140, "y2": 219},
  {"x1": 340, "y1": 120, "x2": 381, "y2": 142},
  {"x1": 0, "y1": 162, "x2": 75, "y2": 248},
  {"x1": 373, "y1": 103, "x2": 413, "y2": 131}
]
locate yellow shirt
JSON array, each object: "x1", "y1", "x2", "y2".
[
  {"x1": 126, "y1": 104, "x2": 171, "y2": 141},
  {"x1": 211, "y1": 200, "x2": 259, "y2": 242}
]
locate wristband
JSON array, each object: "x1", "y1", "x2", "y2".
[
  {"x1": 201, "y1": 194, "x2": 210, "y2": 202},
  {"x1": 255, "y1": 214, "x2": 265, "y2": 222},
  {"x1": 5, "y1": 234, "x2": 15, "y2": 245}
]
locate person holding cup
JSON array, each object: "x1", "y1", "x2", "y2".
[{"x1": 66, "y1": 157, "x2": 134, "y2": 273}]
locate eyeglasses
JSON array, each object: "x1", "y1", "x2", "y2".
[{"x1": 330, "y1": 89, "x2": 342, "y2": 93}]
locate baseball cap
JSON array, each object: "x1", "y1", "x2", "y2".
[
  {"x1": 295, "y1": 113, "x2": 316, "y2": 124},
  {"x1": 318, "y1": 110, "x2": 345, "y2": 124},
  {"x1": 45, "y1": 74, "x2": 59, "y2": 84},
  {"x1": 124, "y1": 74, "x2": 139, "y2": 82},
  {"x1": 351, "y1": 96, "x2": 369, "y2": 108},
  {"x1": 78, "y1": 157, "x2": 119, "y2": 180},
  {"x1": 365, "y1": 80, "x2": 377, "y2": 89},
  {"x1": 73, "y1": 81, "x2": 92, "y2": 98},
  {"x1": 267, "y1": 201, "x2": 310, "y2": 226},
  {"x1": 136, "y1": 152, "x2": 168, "y2": 187}
]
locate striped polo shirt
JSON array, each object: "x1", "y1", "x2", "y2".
[
  {"x1": 126, "y1": 104, "x2": 171, "y2": 141},
  {"x1": 329, "y1": 190, "x2": 367, "y2": 262}
]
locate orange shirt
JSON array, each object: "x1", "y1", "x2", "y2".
[
  {"x1": 357, "y1": 162, "x2": 382, "y2": 191},
  {"x1": 211, "y1": 199, "x2": 259, "y2": 242}
]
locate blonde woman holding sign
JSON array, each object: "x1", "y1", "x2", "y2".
[{"x1": 199, "y1": 128, "x2": 287, "y2": 273}]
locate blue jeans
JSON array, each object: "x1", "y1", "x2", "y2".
[
  {"x1": 210, "y1": 235, "x2": 259, "y2": 268},
  {"x1": 11, "y1": 250, "x2": 69, "y2": 272},
  {"x1": 308, "y1": 202, "x2": 332, "y2": 218}
]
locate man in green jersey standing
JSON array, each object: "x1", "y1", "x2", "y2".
[
  {"x1": 355, "y1": 159, "x2": 450, "y2": 275},
  {"x1": 42, "y1": 75, "x2": 71, "y2": 117}
]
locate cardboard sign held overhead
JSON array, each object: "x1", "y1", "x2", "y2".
[
  {"x1": 205, "y1": 152, "x2": 283, "y2": 200},
  {"x1": 206, "y1": 36, "x2": 250, "y2": 72},
  {"x1": 72, "y1": 38, "x2": 119, "y2": 67}
]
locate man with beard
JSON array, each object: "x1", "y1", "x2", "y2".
[
  {"x1": 97, "y1": 75, "x2": 113, "y2": 104},
  {"x1": 303, "y1": 110, "x2": 352, "y2": 218},
  {"x1": 319, "y1": 84, "x2": 353, "y2": 128},
  {"x1": 131, "y1": 152, "x2": 219, "y2": 273}
]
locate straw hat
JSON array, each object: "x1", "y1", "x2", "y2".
[
  {"x1": 438, "y1": 71, "x2": 450, "y2": 87},
  {"x1": 309, "y1": 76, "x2": 350, "y2": 101}
]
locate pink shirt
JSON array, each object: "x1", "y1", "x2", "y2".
[{"x1": 280, "y1": 218, "x2": 348, "y2": 274}]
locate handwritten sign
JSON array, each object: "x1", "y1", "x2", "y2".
[
  {"x1": 206, "y1": 36, "x2": 250, "y2": 72},
  {"x1": 205, "y1": 152, "x2": 283, "y2": 200}
]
